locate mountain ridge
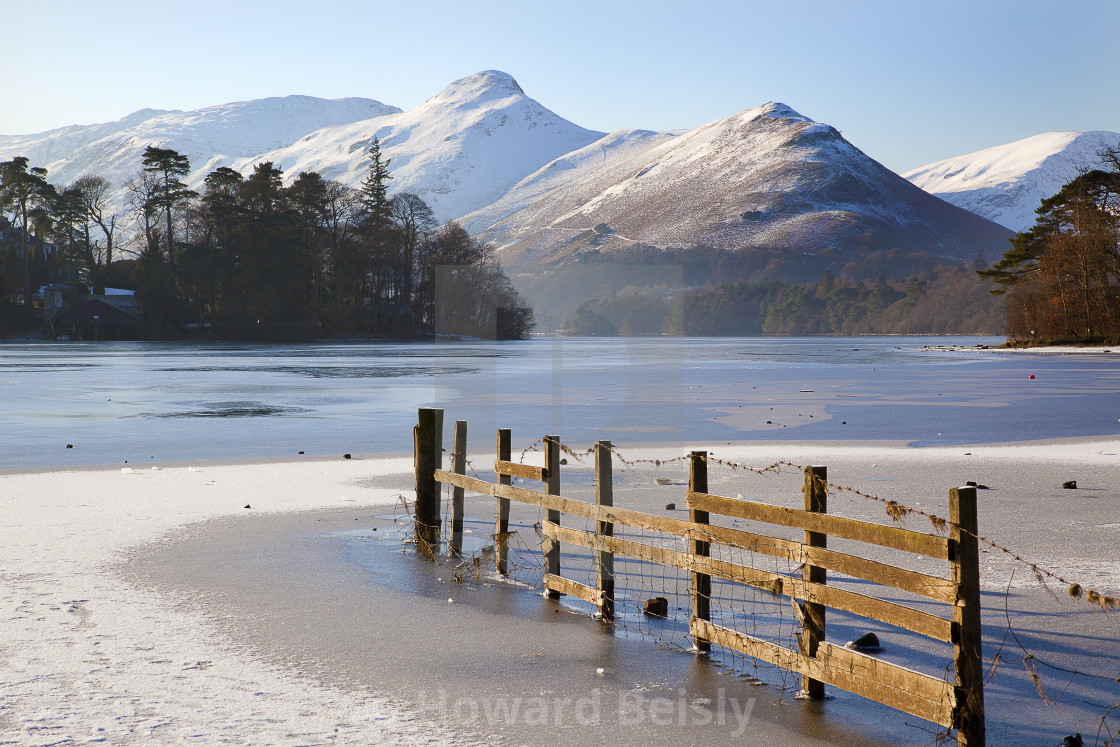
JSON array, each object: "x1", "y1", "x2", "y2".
[
  {"x1": 0, "y1": 94, "x2": 401, "y2": 217},
  {"x1": 0, "y1": 72, "x2": 1023, "y2": 267},
  {"x1": 903, "y1": 130, "x2": 1120, "y2": 231},
  {"x1": 232, "y1": 70, "x2": 606, "y2": 222},
  {"x1": 464, "y1": 101, "x2": 1012, "y2": 267}
]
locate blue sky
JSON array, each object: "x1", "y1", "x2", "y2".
[{"x1": 3, "y1": 0, "x2": 1117, "y2": 172}]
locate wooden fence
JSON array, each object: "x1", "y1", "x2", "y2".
[{"x1": 413, "y1": 408, "x2": 984, "y2": 745}]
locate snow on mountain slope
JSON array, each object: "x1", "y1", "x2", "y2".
[
  {"x1": 903, "y1": 131, "x2": 1120, "y2": 232},
  {"x1": 457, "y1": 127, "x2": 680, "y2": 237},
  {"x1": 235, "y1": 71, "x2": 606, "y2": 223},
  {"x1": 462, "y1": 103, "x2": 1013, "y2": 266},
  {"x1": 0, "y1": 108, "x2": 171, "y2": 166},
  {"x1": 0, "y1": 95, "x2": 401, "y2": 215}
]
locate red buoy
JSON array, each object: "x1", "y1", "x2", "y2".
[{"x1": 1028, "y1": 374, "x2": 1035, "y2": 379}]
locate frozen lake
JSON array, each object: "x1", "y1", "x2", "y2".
[{"x1": 3, "y1": 336, "x2": 1119, "y2": 468}]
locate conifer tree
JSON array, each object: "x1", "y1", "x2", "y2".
[
  {"x1": 360, "y1": 137, "x2": 393, "y2": 231},
  {"x1": 359, "y1": 137, "x2": 396, "y2": 307},
  {"x1": 0, "y1": 157, "x2": 57, "y2": 308},
  {"x1": 142, "y1": 145, "x2": 197, "y2": 269}
]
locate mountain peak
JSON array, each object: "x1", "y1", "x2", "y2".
[
  {"x1": 755, "y1": 102, "x2": 813, "y2": 123},
  {"x1": 426, "y1": 70, "x2": 526, "y2": 107}
]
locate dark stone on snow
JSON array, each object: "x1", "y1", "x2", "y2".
[
  {"x1": 847, "y1": 632, "x2": 881, "y2": 651},
  {"x1": 244, "y1": 504, "x2": 251, "y2": 509},
  {"x1": 643, "y1": 597, "x2": 669, "y2": 617},
  {"x1": 665, "y1": 503, "x2": 676, "y2": 511},
  {"x1": 1061, "y1": 733, "x2": 1083, "y2": 747},
  {"x1": 1062, "y1": 480, "x2": 1077, "y2": 489},
  {"x1": 343, "y1": 453, "x2": 352, "y2": 460},
  {"x1": 66, "y1": 444, "x2": 74, "y2": 449}
]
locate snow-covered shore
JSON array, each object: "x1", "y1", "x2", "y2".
[
  {"x1": 922, "y1": 343, "x2": 1119, "y2": 354},
  {"x1": 0, "y1": 457, "x2": 476, "y2": 745},
  {"x1": 2, "y1": 440, "x2": 1118, "y2": 744}
]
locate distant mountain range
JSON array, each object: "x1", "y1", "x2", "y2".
[
  {"x1": 0, "y1": 95, "x2": 400, "y2": 211},
  {"x1": 904, "y1": 130, "x2": 1120, "y2": 232},
  {"x1": 4, "y1": 71, "x2": 1111, "y2": 270}
]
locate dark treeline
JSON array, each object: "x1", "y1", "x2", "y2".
[
  {"x1": 980, "y1": 155, "x2": 1120, "y2": 344},
  {"x1": 0, "y1": 140, "x2": 533, "y2": 340},
  {"x1": 562, "y1": 265, "x2": 1003, "y2": 336}
]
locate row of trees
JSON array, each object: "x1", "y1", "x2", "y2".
[
  {"x1": 563, "y1": 265, "x2": 1003, "y2": 336},
  {"x1": 981, "y1": 147, "x2": 1120, "y2": 343},
  {"x1": 1, "y1": 140, "x2": 533, "y2": 339}
]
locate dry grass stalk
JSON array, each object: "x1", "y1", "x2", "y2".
[{"x1": 884, "y1": 500, "x2": 909, "y2": 524}]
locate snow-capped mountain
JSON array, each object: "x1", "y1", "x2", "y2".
[
  {"x1": 463, "y1": 103, "x2": 1012, "y2": 266},
  {"x1": 0, "y1": 95, "x2": 401, "y2": 215},
  {"x1": 903, "y1": 131, "x2": 1120, "y2": 232},
  {"x1": 0, "y1": 73, "x2": 1016, "y2": 266},
  {"x1": 0, "y1": 71, "x2": 603, "y2": 227},
  {"x1": 234, "y1": 70, "x2": 606, "y2": 222}
]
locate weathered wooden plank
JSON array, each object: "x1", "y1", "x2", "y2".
[
  {"x1": 690, "y1": 450, "x2": 712, "y2": 652},
  {"x1": 686, "y1": 523, "x2": 953, "y2": 603},
  {"x1": 449, "y1": 420, "x2": 467, "y2": 557},
  {"x1": 700, "y1": 523, "x2": 800, "y2": 557},
  {"x1": 791, "y1": 576, "x2": 952, "y2": 643},
  {"x1": 438, "y1": 471, "x2": 681, "y2": 532},
  {"x1": 546, "y1": 521, "x2": 683, "y2": 571},
  {"x1": 414, "y1": 408, "x2": 442, "y2": 546},
  {"x1": 814, "y1": 639, "x2": 952, "y2": 705},
  {"x1": 797, "y1": 545, "x2": 955, "y2": 604},
  {"x1": 950, "y1": 485, "x2": 985, "y2": 745},
  {"x1": 687, "y1": 491, "x2": 950, "y2": 559},
  {"x1": 494, "y1": 460, "x2": 548, "y2": 482},
  {"x1": 595, "y1": 440, "x2": 615, "y2": 621},
  {"x1": 801, "y1": 465, "x2": 827, "y2": 699},
  {"x1": 542, "y1": 522, "x2": 952, "y2": 642},
  {"x1": 437, "y1": 474, "x2": 952, "y2": 602},
  {"x1": 691, "y1": 619, "x2": 955, "y2": 728},
  {"x1": 495, "y1": 429, "x2": 512, "y2": 576},
  {"x1": 543, "y1": 573, "x2": 599, "y2": 605},
  {"x1": 543, "y1": 436, "x2": 561, "y2": 598}
]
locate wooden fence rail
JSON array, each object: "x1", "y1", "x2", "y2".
[{"x1": 413, "y1": 407, "x2": 984, "y2": 745}]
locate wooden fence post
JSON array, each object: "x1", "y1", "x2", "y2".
[
  {"x1": 950, "y1": 485, "x2": 985, "y2": 746},
  {"x1": 544, "y1": 435, "x2": 562, "y2": 598},
  {"x1": 449, "y1": 420, "x2": 467, "y2": 557},
  {"x1": 414, "y1": 407, "x2": 443, "y2": 549},
  {"x1": 595, "y1": 440, "x2": 615, "y2": 620},
  {"x1": 689, "y1": 450, "x2": 711, "y2": 652},
  {"x1": 801, "y1": 465, "x2": 828, "y2": 699},
  {"x1": 495, "y1": 428, "x2": 512, "y2": 575},
  {"x1": 433, "y1": 409, "x2": 445, "y2": 471}
]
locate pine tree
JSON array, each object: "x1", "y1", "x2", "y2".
[
  {"x1": 360, "y1": 137, "x2": 393, "y2": 231},
  {"x1": 0, "y1": 157, "x2": 57, "y2": 308},
  {"x1": 359, "y1": 137, "x2": 397, "y2": 310},
  {"x1": 142, "y1": 145, "x2": 197, "y2": 270}
]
